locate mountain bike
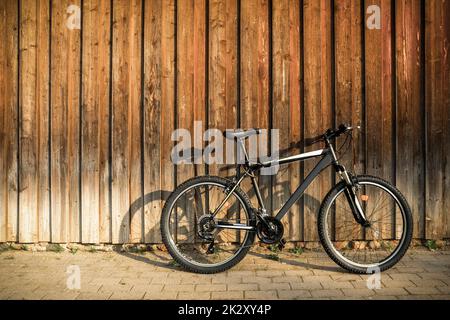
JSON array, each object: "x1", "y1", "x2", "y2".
[{"x1": 161, "y1": 124, "x2": 413, "y2": 274}]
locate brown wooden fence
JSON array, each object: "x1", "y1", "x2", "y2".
[{"x1": 0, "y1": 0, "x2": 449, "y2": 244}]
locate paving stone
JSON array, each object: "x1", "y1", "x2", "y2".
[
  {"x1": 397, "y1": 295, "x2": 434, "y2": 300},
  {"x1": 320, "y1": 281, "x2": 354, "y2": 289},
  {"x1": 411, "y1": 279, "x2": 447, "y2": 287},
  {"x1": 351, "y1": 280, "x2": 380, "y2": 289},
  {"x1": 226, "y1": 271, "x2": 255, "y2": 277},
  {"x1": 311, "y1": 289, "x2": 343, "y2": 298},
  {"x1": 419, "y1": 272, "x2": 450, "y2": 280},
  {"x1": 100, "y1": 283, "x2": 133, "y2": 292},
  {"x1": 278, "y1": 290, "x2": 312, "y2": 299},
  {"x1": 242, "y1": 276, "x2": 273, "y2": 284},
  {"x1": 368, "y1": 295, "x2": 399, "y2": 300},
  {"x1": 259, "y1": 283, "x2": 291, "y2": 291},
  {"x1": 212, "y1": 276, "x2": 242, "y2": 284},
  {"x1": 76, "y1": 292, "x2": 113, "y2": 300},
  {"x1": 227, "y1": 283, "x2": 258, "y2": 291},
  {"x1": 143, "y1": 291, "x2": 177, "y2": 300},
  {"x1": 374, "y1": 288, "x2": 409, "y2": 296},
  {"x1": 245, "y1": 290, "x2": 278, "y2": 300},
  {"x1": 131, "y1": 284, "x2": 163, "y2": 292},
  {"x1": 387, "y1": 273, "x2": 422, "y2": 281},
  {"x1": 301, "y1": 275, "x2": 333, "y2": 282},
  {"x1": 6, "y1": 291, "x2": 47, "y2": 300},
  {"x1": 151, "y1": 277, "x2": 181, "y2": 285},
  {"x1": 1, "y1": 249, "x2": 449, "y2": 301},
  {"x1": 437, "y1": 286, "x2": 450, "y2": 295},
  {"x1": 162, "y1": 284, "x2": 195, "y2": 292},
  {"x1": 394, "y1": 267, "x2": 426, "y2": 273},
  {"x1": 196, "y1": 284, "x2": 227, "y2": 292},
  {"x1": 382, "y1": 279, "x2": 416, "y2": 288},
  {"x1": 342, "y1": 288, "x2": 376, "y2": 297},
  {"x1": 272, "y1": 276, "x2": 302, "y2": 283},
  {"x1": 178, "y1": 292, "x2": 211, "y2": 300},
  {"x1": 256, "y1": 270, "x2": 284, "y2": 277},
  {"x1": 430, "y1": 294, "x2": 450, "y2": 300},
  {"x1": 405, "y1": 287, "x2": 441, "y2": 295},
  {"x1": 290, "y1": 281, "x2": 323, "y2": 290},
  {"x1": 180, "y1": 276, "x2": 213, "y2": 284},
  {"x1": 43, "y1": 292, "x2": 80, "y2": 300},
  {"x1": 331, "y1": 274, "x2": 363, "y2": 281},
  {"x1": 284, "y1": 270, "x2": 314, "y2": 276},
  {"x1": 139, "y1": 272, "x2": 169, "y2": 279},
  {"x1": 119, "y1": 278, "x2": 152, "y2": 286},
  {"x1": 109, "y1": 291, "x2": 145, "y2": 300},
  {"x1": 211, "y1": 291, "x2": 244, "y2": 300}
]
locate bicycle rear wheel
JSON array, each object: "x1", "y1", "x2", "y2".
[
  {"x1": 318, "y1": 175, "x2": 413, "y2": 273},
  {"x1": 161, "y1": 176, "x2": 256, "y2": 274}
]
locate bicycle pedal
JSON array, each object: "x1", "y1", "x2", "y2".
[{"x1": 278, "y1": 239, "x2": 286, "y2": 251}]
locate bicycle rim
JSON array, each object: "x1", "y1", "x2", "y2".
[
  {"x1": 323, "y1": 181, "x2": 408, "y2": 268},
  {"x1": 165, "y1": 182, "x2": 251, "y2": 268}
]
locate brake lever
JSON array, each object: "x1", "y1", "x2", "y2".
[{"x1": 304, "y1": 136, "x2": 324, "y2": 146}]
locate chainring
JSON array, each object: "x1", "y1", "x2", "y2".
[{"x1": 256, "y1": 217, "x2": 284, "y2": 244}]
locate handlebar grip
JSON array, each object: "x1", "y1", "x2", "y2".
[{"x1": 338, "y1": 123, "x2": 352, "y2": 133}]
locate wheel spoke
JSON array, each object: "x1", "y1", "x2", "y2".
[
  {"x1": 166, "y1": 181, "x2": 252, "y2": 268},
  {"x1": 324, "y1": 180, "x2": 409, "y2": 268}
]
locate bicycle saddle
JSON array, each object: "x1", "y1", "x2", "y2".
[{"x1": 223, "y1": 128, "x2": 262, "y2": 140}]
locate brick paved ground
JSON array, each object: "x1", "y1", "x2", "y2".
[{"x1": 0, "y1": 247, "x2": 449, "y2": 300}]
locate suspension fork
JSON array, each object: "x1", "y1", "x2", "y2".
[
  {"x1": 326, "y1": 135, "x2": 369, "y2": 227},
  {"x1": 336, "y1": 164, "x2": 369, "y2": 226}
]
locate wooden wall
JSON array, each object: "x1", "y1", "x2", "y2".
[{"x1": 0, "y1": 0, "x2": 448, "y2": 244}]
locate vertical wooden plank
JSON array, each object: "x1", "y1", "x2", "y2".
[
  {"x1": 240, "y1": 0, "x2": 270, "y2": 210},
  {"x1": 272, "y1": 0, "x2": 302, "y2": 240},
  {"x1": 177, "y1": 0, "x2": 206, "y2": 180},
  {"x1": 209, "y1": 0, "x2": 238, "y2": 177},
  {"x1": 0, "y1": 0, "x2": 19, "y2": 242},
  {"x1": 364, "y1": 0, "x2": 395, "y2": 240},
  {"x1": 335, "y1": 0, "x2": 364, "y2": 176},
  {"x1": 396, "y1": 0, "x2": 424, "y2": 239},
  {"x1": 207, "y1": 0, "x2": 238, "y2": 243},
  {"x1": 303, "y1": 0, "x2": 333, "y2": 241},
  {"x1": 81, "y1": 0, "x2": 111, "y2": 244},
  {"x1": 51, "y1": 0, "x2": 81, "y2": 243},
  {"x1": 143, "y1": 0, "x2": 162, "y2": 244},
  {"x1": 111, "y1": 0, "x2": 143, "y2": 244},
  {"x1": 334, "y1": 0, "x2": 364, "y2": 240},
  {"x1": 19, "y1": 0, "x2": 50, "y2": 243},
  {"x1": 425, "y1": 0, "x2": 450, "y2": 239},
  {"x1": 143, "y1": 0, "x2": 176, "y2": 243},
  {"x1": 176, "y1": 0, "x2": 206, "y2": 241}
]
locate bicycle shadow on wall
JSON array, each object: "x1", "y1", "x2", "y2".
[{"x1": 120, "y1": 144, "x2": 329, "y2": 272}]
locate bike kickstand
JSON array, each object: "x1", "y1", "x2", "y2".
[
  {"x1": 206, "y1": 240, "x2": 215, "y2": 254},
  {"x1": 278, "y1": 239, "x2": 286, "y2": 251}
]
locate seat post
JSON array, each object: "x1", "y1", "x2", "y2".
[
  {"x1": 237, "y1": 138, "x2": 250, "y2": 165},
  {"x1": 237, "y1": 138, "x2": 267, "y2": 213}
]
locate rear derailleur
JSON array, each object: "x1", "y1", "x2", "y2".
[{"x1": 197, "y1": 214, "x2": 217, "y2": 254}]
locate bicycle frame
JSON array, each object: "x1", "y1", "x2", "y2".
[{"x1": 213, "y1": 137, "x2": 368, "y2": 231}]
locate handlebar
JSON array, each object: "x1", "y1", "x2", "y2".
[
  {"x1": 306, "y1": 123, "x2": 356, "y2": 145},
  {"x1": 324, "y1": 123, "x2": 354, "y2": 140}
]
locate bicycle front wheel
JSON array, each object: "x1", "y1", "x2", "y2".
[
  {"x1": 318, "y1": 175, "x2": 413, "y2": 273},
  {"x1": 161, "y1": 176, "x2": 256, "y2": 274}
]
